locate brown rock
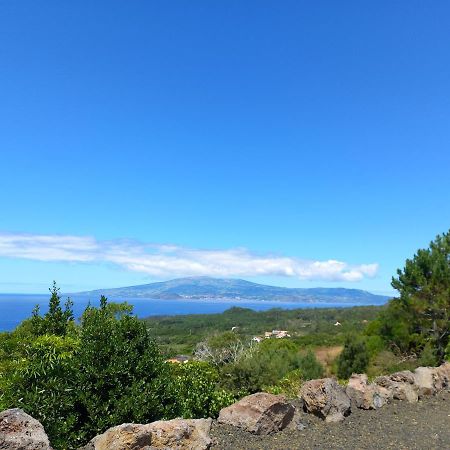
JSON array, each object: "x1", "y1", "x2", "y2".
[
  {"x1": 80, "y1": 423, "x2": 151, "y2": 450},
  {"x1": 0, "y1": 408, "x2": 53, "y2": 450},
  {"x1": 435, "y1": 362, "x2": 450, "y2": 391},
  {"x1": 389, "y1": 370, "x2": 416, "y2": 384},
  {"x1": 82, "y1": 418, "x2": 212, "y2": 450},
  {"x1": 346, "y1": 374, "x2": 391, "y2": 409},
  {"x1": 414, "y1": 367, "x2": 437, "y2": 397},
  {"x1": 300, "y1": 378, "x2": 351, "y2": 422},
  {"x1": 218, "y1": 393, "x2": 294, "y2": 435},
  {"x1": 375, "y1": 371, "x2": 419, "y2": 403},
  {"x1": 147, "y1": 418, "x2": 212, "y2": 450}
]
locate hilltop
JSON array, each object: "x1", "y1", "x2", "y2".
[{"x1": 75, "y1": 276, "x2": 389, "y2": 304}]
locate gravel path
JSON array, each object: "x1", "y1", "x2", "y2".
[{"x1": 211, "y1": 391, "x2": 450, "y2": 450}]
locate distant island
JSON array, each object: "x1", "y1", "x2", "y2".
[{"x1": 74, "y1": 276, "x2": 390, "y2": 305}]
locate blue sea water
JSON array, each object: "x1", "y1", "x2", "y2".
[{"x1": 0, "y1": 294, "x2": 371, "y2": 332}]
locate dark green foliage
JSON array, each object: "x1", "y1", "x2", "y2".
[
  {"x1": 337, "y1": 336, "x2": 369, "y2": 379},
  {"x1": 145, "y1": 305, "x2": 383, "y2": 356},
  {"x1": 219, "y1": 339, "x2": 324, "y2": 394},
  {"x1": 379, "y1": 230, "x2": 450, "y2": 361},
  {"x1": 31, "y1": 281, "x2": 74, "y2": 337},
  {"x1": 1, "y1": 283, "x2": 414, "y2": 449},
  {"x1": 298, "y1": 349, "x2": 326, "y2": 379},
  {"x1": 373, "y1": 300, "x2": 419, "y2": 353},
  {"x1": 0, "y1": 335, "x2": 80, "y2": 449},
  {"x1": 418, "y1": 342, "x2": 439, "y2": 367},
  {"x1": 0, "y1": 286, "x2": 238, "y2": 449},
  {"x1": 73, "y1": 297, "x2": 169, "y2": 441}
]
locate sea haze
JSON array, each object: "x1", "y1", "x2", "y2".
[{"x1": 0, "y1": 293, "x2": 386, "y2": 332}]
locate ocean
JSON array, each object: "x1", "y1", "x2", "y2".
[{"x1": 0, "y1": 294, "x2": 371, "y2": 332}]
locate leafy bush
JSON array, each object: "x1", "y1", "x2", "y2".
[
  {"x1": 418, "y1": 342, "x2": 439, "y2": 367},
  {"x1": 0, "y1": 334, "x2": 80, "y2": 448},
  {"x1": 0, "y1": 289, "x2": 239, "y2": 449},
  {"x1": 220, "y1": 340, "x2": 323, "y2": 393},
  {"x1": 72, "y1": 296, "x2": 169, "y2": 442},
  {"x1": 337, "y1": 336, "x2": 369, "y2": 379},
  {"x1": 167, "y1": 361, "x2": 235, "y2": 418},
  {"x1": 366, "y1": 350, "x2": 422, "y2": 378},
  {"x1": 264, "y1": 368, "x2": 305, "y2": 398}
]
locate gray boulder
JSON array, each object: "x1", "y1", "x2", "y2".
[
  {"x1": 346, "y1": 373, "x2": 392, "y2": 409},
  {"x1": 218, "y1": 392, "x2": 294, "y2": 435},
  {"x1": 375, "y1": 370, "x2": 419, "y2": 403},
  {"x1": 300, "y1": 378, "x2": 351, "y2": 422},
  {"x1": 414, "y1": 367, "x2": 437, "y2": 397},
  {"x1": 81, "y1": 418, "x2": 212, "y2": 450},
  {"x1": 0, "y1": 408, "x2": 52, "y2": 450},
  {"x1": 413, "y1": 362, "x2": 450, "y2": 397},
  {"x1": 435, "y1": 362, "x2": 450, "y2": 391}
]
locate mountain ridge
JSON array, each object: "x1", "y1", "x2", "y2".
[{"x1": 74, "y1": 276, "x2": 390, "y2": 305}]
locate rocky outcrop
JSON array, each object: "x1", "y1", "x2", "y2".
[
  {"x1": 434, "y1": 362, "x2": 450, "y2": 391},
  {"x1": 81, "y1": 418, "x2": 212, "y2": 450},
  {"x1": 148, "y1": 418, "x2": 212, "y2": 450},
  {"x1": 375, "y1": 370, "x2": 419, "y2": 403},
  {"x1": 300, "y1": 378, "x2": 351, "y2": 422},
  {"x1": 79, "y1": 424, "x2": 151, "y2": 450},
  {"x1": 346, "y1": 374, "x2": 392, "y2": 409},
  {"x1": 0, "y1": 408, "x2": 52, "y2": 450},
  {"x1": 413, "y1": 362, "x2": 450, "y2": 398},
  {"x1": 414, "y1": 367, "x2": 437, "y2": 397},
  {"x1": 3, "y1": 363, "x2": 449, "y2": 450},
  {"x1": 218, "y1": 393, "x2": 294, "y2": 435}
]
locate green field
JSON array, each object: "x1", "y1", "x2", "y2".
[{"x1": 143, "y1": 305, "x2": 383, "y2": 356}]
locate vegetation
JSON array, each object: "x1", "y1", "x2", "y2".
[
  {"x1": 337, "y1": 336, "x2": 369, "y2": 379},
  {"x1": 144, "y1": 305, "x2": 383, "y2": 356},
  {"x1": 1, "y1": 230, "x2": 449, "y2": 449},
  {"x1": 218, "y1": 339, "x2": 324, "y2": 394},
  {"x1": 372, "y1": 230, "x2": 450, "y2": 363},
  {"x1": 0, "y1": 286, "x2": 235, "y2": 449}
]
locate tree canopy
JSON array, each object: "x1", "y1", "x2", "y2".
[{"x1": 379, "y1": 230, "x2": 450, "y2": 362}]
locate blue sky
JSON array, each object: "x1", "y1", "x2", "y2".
[{"x1": 1, "y1": 1, "x2": 449, "y2": 295}]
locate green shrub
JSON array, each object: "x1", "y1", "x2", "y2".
[
  {"x1": 364, "y1": 335, "x2": 385, "y2": 357},
  {"x1": 264, "y1": 368, "x2": 304, "y2": 398},
  {"x1": 418, "y1": 342, "x2": 439, "y2": 367},
  {"x1": 0, "y1": 292, "x2": 170, "y2": 449},
  {"x1": 73, "y1": 297, "x2": 169, "y2": 442},
  {"x1": 0, "y1": 334, "x2": 80, "y2": 449},
  {"x1": 219, "y1": 340, "x2": 323, "y2": 393},
  {"x1": 337, "y1": 336, "x2": 369, "y2": 379},
  {"x1": 167, "y1": 361, "x2": 235, "y2": 418}
]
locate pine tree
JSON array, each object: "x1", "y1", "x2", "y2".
[
  {"x1": 337, "y1": 336, "x2": 369, "y2": 379},
  {"x1": 31, "y1": 282, "x2": 74, "y2": 336},
  {"x1": 390, "y1": 230, "x2": 450, "y2": 361}
]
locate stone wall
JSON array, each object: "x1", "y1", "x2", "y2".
[{"x1": 1, "y1": 362, "x2": 449, "y2": 449}]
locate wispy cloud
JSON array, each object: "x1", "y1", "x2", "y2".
[{"x1": 0, "y1": 232, "x2": 378, "y2": 282}]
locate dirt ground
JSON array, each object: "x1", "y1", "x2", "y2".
[{"x1": 211, "y1": 390, "x2": 450, "y2": 450}]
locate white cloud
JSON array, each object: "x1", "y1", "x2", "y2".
[{"x1": 0, "y1": 232, "x2": 379, "y2": 282}]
